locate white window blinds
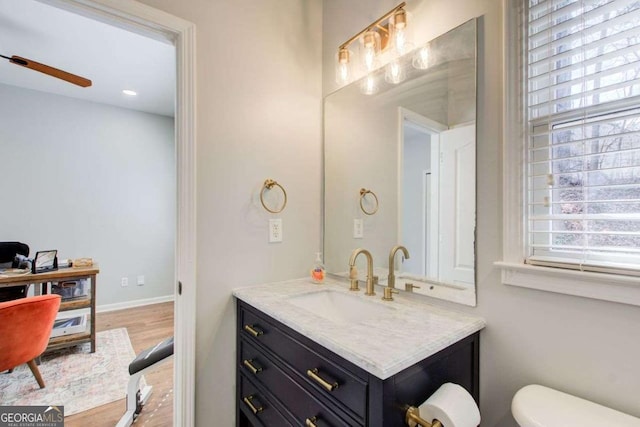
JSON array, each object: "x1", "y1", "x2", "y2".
[{"x1": 526, "y1": 0, "x2": 640, "y2": 274}]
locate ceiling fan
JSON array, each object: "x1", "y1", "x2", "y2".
[{"x1": 0, "y1": 54, "x2": 92, "y2": 87}]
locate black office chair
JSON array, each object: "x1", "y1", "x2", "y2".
[{"x1": 0, "y1": 242, "x2": 30, "y2": 302}]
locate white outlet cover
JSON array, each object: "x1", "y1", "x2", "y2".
[
  {"x1": 353, "y1": 219, "x2": 364, "y2": 239},
  {"x1": 121, "y1": 277, "x2": 129, "y2": 287},
  {"x1": 269, "y1": 218, "x2": 283, "y2": 243}
]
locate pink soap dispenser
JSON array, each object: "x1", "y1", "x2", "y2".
[{"x1": 311, "y1": 252, "x2": 326, "y2": 284}]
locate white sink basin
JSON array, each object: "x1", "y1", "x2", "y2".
[{"x1": 286, "y1": 289, "x2": 394, "y2": 324}]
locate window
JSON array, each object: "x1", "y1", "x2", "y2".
[{"x1": 525, "y1": 0, "x2": 640, "y2": 275}]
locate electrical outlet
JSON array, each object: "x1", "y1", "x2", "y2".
[
  {"x1": 353, "y1": 219, "x2": 364, "y2": 238},
  {"x1": 269, "y1": 218, "x2": 283, "y2": 243},
  {"x1": 137, "y1": 275, "x2": 145, "y2": 286},
  {"x1": 121, "y1": 277, "x2": 129, "y2": 287}
]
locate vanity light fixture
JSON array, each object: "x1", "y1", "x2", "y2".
[
  {"x1": 122, "y1": 89, "x2": 137, "y2": 96},
  {"x1": 336, "y1": 47, "x2": 352, "y2": 85},
  {"x1": 334, "y1": 2, "x2": 409, "y2": 88}
]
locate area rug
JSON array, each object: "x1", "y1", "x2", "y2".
[{"x1": 0, "y1": 328, "x2": 142, "y2": 416}]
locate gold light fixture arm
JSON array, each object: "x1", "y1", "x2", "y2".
[
  {"x1": 359, "y1": 188, "x2": 379, "y2": 215},
  {"x1": 338, "y1": 2, "x2": 406, "y2": 50},
  {"x1": 260, "y1": 179, "x2": 287, "y2": 213}
]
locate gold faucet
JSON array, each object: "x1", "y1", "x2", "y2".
[
  {"x1": 349, "y1": 248, "x2": 375, "y2": 296},
  {"x1": 387, "y1": 245, "x2": 410, "y2": 289}
]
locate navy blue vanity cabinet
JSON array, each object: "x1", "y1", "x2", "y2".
[{"x1": 236, "y1": 300, "x2": 480, "y2": 427}]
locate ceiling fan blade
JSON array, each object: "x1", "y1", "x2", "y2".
[{"x1": 9, "y1": 55, "x2": 92, "y2": 88}]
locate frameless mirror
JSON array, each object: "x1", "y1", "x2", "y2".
[{"x1": 323, "y1": 19, "x2": 477, "y2": 306}]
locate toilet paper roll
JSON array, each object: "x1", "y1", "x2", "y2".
[{"x1": 419, "y1": 383, "x2": 480, "y2": 427}]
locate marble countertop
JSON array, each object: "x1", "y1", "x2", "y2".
[{"x1": 233, "y1": 278, "x2": 486, "y2": 379}]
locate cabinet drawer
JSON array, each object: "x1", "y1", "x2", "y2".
[
  {"x1": 240, "y1": 338, "x2": 360, "y2": 427},
  {"x1": 240, "y1": 303, "x2": 368, "y2": 420},
  {"x1": 239, "y1": 373, "x2": 293, "y2": 427}
]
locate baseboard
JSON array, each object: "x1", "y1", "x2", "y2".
[{"x1": 97, "y1": 294, "x2": 175, "y2": 313}]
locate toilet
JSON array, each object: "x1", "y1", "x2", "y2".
[{"x1": 512, "y1": 384, "x2": 640, "y2": 427}]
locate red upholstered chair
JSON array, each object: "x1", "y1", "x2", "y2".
[{"x1": 0, "y1": 294, "x2": 61, "y2": 388}]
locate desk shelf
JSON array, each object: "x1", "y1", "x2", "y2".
[
  {"x1": 0, "y1": 265, "x2": 99, "y2": 354},
  {"x1": 48, "y1": 332, "x2": 92, "y2": 352},
  {"x1": 59, "y1": 296, "x2": 92, "y2": 312}
]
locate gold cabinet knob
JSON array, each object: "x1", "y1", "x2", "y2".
[
  {"x1": 243, "y1": 324, "x2": 264, "y2": 337},
  {"x1": 242, "y1": 395, "x2": 264, "y2": 414},
  {"x1": 242, "y1": 359, "x2": 262, "y2": 375},
  {"x1": 306, "y1": 368, "x2": 338, "y2": 392}
]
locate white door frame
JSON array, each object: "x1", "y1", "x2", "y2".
[
  {"x1": 397, "y1": 107, "x2": 446, "y2": 279},
  {"x1": 37, "y1": 1, "x2": 197, "y2": 425}
]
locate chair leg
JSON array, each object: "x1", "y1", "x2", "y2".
[{"x1": 26, "y1": 359, "x2": 45, "y2": 388}]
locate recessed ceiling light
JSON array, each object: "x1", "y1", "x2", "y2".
[{"x1": 122, "y1": 89, "x2": 137, "y2": 96}]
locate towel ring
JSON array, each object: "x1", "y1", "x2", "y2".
[
  {"x1": 359, "y1": 188, "x2": 379, "y2": 216},
  {"x1": 260, "y1": 179, "x2": 287, "y2": 213}
]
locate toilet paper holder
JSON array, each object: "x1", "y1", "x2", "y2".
[{"x1": 406, "y1": 406, "x2": 442, "y2": 427}]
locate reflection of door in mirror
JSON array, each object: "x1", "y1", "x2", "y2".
[
  {"x1": 439, "y1": 124, "x2": 475, "y2": 287},
  {"x1": 400, "y1": 111, "x2": 445, "y2": 279},
  {"x1": 399, "y1": 110, "x2": 475, "y2": 288}
]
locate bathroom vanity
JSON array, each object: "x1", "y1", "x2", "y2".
[{"x1": 234, "y1": 279, "x2": 485, "y2": 427}]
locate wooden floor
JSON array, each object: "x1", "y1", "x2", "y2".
[{"x1": 65, "y1": 302, "x2": 174, "y2": 427}]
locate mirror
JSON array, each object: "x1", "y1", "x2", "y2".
[{"x1": 323, "y1": 19, "x2": 477, "y2": 306}]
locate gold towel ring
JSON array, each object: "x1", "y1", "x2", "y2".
[
  {"x1": 359, "y1": 188, "x2": 379, "y2": 215},
  {"x1": 260, "y1": 179, "x2": 287, "y2": 213}
]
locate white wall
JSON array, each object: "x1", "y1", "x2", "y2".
[
  {"x1": 133, "y1": 0, "x2": 323, "y2": 425},
  {"x1": 0, "y1": 83, "x2": 175, "y2": 307},
  {"x1": 325, "y1": 1, "x2": 640, "y2": 426}
]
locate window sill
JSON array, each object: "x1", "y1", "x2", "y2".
[{"x1": 494, "y1": 261, "x2": 640, "y2": 307}]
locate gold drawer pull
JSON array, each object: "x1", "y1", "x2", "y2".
[
  {"x1": 306, "y1": 368, "x2": 338, "y2": 392},
  {"x1": 244, "y1": 324, "x2": 263, "y2": 337},
  {"x1": 243, "y1": 359, "x2": 262, "y2": 375},
  {"x1": 243, "y1": 395, "x2": 264, "y2": 415},
  {"x1": 305, "y1": 416, "x2": 319, "y2": 427}
]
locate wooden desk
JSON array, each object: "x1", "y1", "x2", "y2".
[{"x1": 0, "y1": 266, "x2": 99, "y2": 353}]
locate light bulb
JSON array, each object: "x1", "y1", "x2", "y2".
[
  {"x1": 360, "y1": 31, "x2": 380, "y2": 72},
  {"x1": 361, "y1": 75, "x2": 379, "y2": 95},
  {"x1": 412, "y1": 46, "x2": 430, "y2": 70},
  {"x1": 335, "y1": 48, "x2": 351, "y2": 85},
  {"x1": 385, "y1": 60, "x2": 405, "y2": 84},
  {"x1": 391, "y1": 9, "x2": 413, "y2": 55}
]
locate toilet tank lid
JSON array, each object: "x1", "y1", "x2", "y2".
[{"x1": 512, "y1": 385, "x2": 640, "y2": 427}]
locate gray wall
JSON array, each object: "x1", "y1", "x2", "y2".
[
  {"x1": 134, "y1": 0, "x2": 323, "y2": 425},
  {"x1": 324, "y1": 1, "x2": 640, "y2": 426},
  {"x1": 0, "y1": 83, "x2": 175, "y2": 307}
]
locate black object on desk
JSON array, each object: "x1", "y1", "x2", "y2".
[
  {"x1": 0, "y1": 241, "x2": 30, "y2": 302},
  {"x1": 32, "y1": 250, "x2": 58, "y2": 274}
]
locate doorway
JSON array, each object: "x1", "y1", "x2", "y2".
[
  {"x1": 36, "y1": 1, "x2": 196, "y2": 425},
  {"x1": 399, "y1": 109, "x2": 446, "y2": 279}
]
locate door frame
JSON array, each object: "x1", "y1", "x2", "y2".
[
  {"x1": 37, "y1": 0, "x2": 197, "y2": 425},
  {"x1": 397, "y1": 107, "x2": 446, "y2": 278}
]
